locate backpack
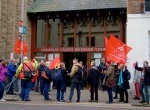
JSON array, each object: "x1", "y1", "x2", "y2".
[
  {"x1": 54, "y1": 69, "x2": 63, "y2": 81},
  {"x1": 75, "y1": 66, "x2": 84, "y2": 81},
  {"x1": 23, "y1": 62, "x2": 34, "y2": 79}
]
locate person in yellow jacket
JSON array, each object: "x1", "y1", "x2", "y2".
[{"x1": 15, "y1": 56, "x2": 38, "y2": 101}]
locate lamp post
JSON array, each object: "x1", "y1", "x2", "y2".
[{"x1": 20, "y1": 0, "x2": 24, "y2": 63}]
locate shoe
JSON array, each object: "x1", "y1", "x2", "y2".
[
  {"x1": 105, "y1": 101, "x2": 113, "y2": 104},
  {"x1": 88, "y1": 100, "x2": 94, "y2": 102},
  {"x1": 24, "y1": 99, "x2": 31, "y2": 101},
  {"x1": 145, "y1": 101, "x2": 149, "y2": 104},
  {"x1": 76, "y1": 100, "x2": 80, "y2": 102},
  {"x1": 6, "y1": 92, "x2": 11, "y2": 95},
  {"x1": 139, "y1": 101, "x2": 145, "y2": 103},
  {"x1": 113, "y1": 96, "x2": 118, "y2": 99},
  {"x1": 133, "y1": 97, "x2": 140, "y2": 100},
  {"x1": 11, "y1": 93, "x2": 16, "y2": 95},
  {"x1": 66, "y1": 100, "x2": 71, "y2": 103},
  {"x1": 0, "y1": 99, "x2": 6, "y2": 102},
  {"x1": 95, "y1": 100, "x2": 98, "y2": 103},
  {"x1": 118, "y1": 100, "x2": 124, "y2": 102},
  {"x1": 60, "y1": 100, "x2": 65, "y2": 102},
  {"x1": 45, "y1": 99, "x2": 52, "y2": 101},
  {"x1": 15, "y1": 90, "x2": 19, "y2": 92},
  {"x1": 124, "y1": 101, "x2": 128, "y2": 103}
]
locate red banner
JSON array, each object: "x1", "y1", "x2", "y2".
[
  {"x1": 105, "y1": 34, "x2": 132, "y2": 64},
  {"x1": 14, "y1": 37, "x2": 28, "y2": 55}
]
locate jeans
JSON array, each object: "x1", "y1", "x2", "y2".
[
  {"x1": 43, "y1": 81, "x2": 50, "y2": 100},
  {"x1": 7, "y1": 76, "x2": 14, "y2": 94},
  {"x1": 56, "y1": 89, "x2": 65, "y2": 101},
  {"x1": 107, "y1": 87, "x2": 113, "y2": 102},
  {"x1": 68, "y1": 82, "x2": 81, "y2": 101},
  {"x1": 144, "y1": 85, "x2": 150, "y2": 102},
  {"x1": 90, "y1": 84, "x2": 98, "y2": 101},
  {"x1": 13, "y1": 77, "x2": 19, "y2": 91},
  {"x1": 20, "y1": 79, "x2": 32, "y2": 100},
  {"x1": 0, "y1": 81, "x2": 5, "y2": 99},
  {"x1": 40, "y1": 78, "x2": 44, "y2": 95},
  {"x1": 140, "y1": 82, "x2": 145, "y2": 101},
  {"x1": 31, "y1": 82, "x2": 35, "y2": 90}
]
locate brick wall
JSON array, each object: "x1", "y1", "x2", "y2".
[
  {"x1": 128, "y1": 0, "x2": 145, "y2": 14},
  {"x1": 0, "y1": 0, "x2": 34, "y2": 60}
]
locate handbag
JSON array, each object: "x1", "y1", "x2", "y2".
[
  {"x1": 41, "y1": 71, "x2": 49, "y2": 79},
  {"x1": 107, "y1": 79, "x2": 116, "y2": 87}
]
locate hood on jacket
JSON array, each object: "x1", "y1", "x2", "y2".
[
  {"x1": 74, "y1": 63, "x2": 82, "y2": 67},
  {"x1": 91, "y1": 66, "x2": 98, "y2": 71}
]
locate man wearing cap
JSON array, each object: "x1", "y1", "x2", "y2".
[{"x1": 15, "y1": 56, "x2": 37, "y2": 101}]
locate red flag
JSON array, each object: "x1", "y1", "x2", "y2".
[
  {"x1": 19, "y1": 20, "x2": 23, "y2": 26},
  {"x1": 18, "y1": 72, "x2": 24, "y2": 79},
  {"x1": 32, "y1": 70, "x2": 39, "y2": 82},
  {"x1": 14, "y1": 37, "x2": 21, "y2": 53},
  {"x1": 104, "y1": 37, "x2": 109, "y2": 48},
  {"x1": 23, "y1": 42, "x2": 28, "y2": 55},
  {"x1": 14, "y1": 37, "x2": 28, "y2": 55},
  {"x1": 105, "y1": 34, "x2": 132, "y2": 64},
  {"x1": 50, "y1": 57, "x2": 61, "y2": 69}
]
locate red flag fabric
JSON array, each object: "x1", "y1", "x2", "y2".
[
  {"x1": 105, "y1": 34, "x2": 132, "y2": 64},
  {"x1": 14, "y1": 37, "x2": 28, "y2": 55},
  {"x1": 32, "y1": 70, "x2": 39, "y2": 82},
  {"x1": 19, "y1": 20, "x2": 23, "y2": 26},
  {"x1": 18, "y1": 72, "x2": 24, "y2": 79},
  {"x1": 104, "y1": 37, "x2": 109, "y2": 48},
  {"x1": 50, "y1": 57, "x2": 61, "y2": 69}
]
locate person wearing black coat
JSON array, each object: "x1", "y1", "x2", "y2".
[
  {"x1": 118, "y1": 64, "x2": 130, "y2": 103},
  {"x1": 135, "y1": 61, "x2": 150, "y2": 104},
  {"x1": 87, "y1": 61, "x2": 99, "y2": 102}
]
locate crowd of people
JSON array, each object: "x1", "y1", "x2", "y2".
[{"x1": 0, "y1": 57, "x2": 150, "y2": 105}]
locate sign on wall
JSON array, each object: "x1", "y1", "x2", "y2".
[{"x1": 40, "y1": 47, "x2": 106, "y2": 52}]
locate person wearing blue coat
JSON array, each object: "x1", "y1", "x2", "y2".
[
  {"x1": 40, "y1": 61, "x2": 52, "y2": 100},
  {"x1": 56, "y1": 63, "x2": 68, "y2": 102},
  {"x1": 6, "y1": 59, "x2": 17, "y2": 95}
]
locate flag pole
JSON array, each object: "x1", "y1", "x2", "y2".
[{"x1": 21, "y1": 0, "x2": 24, "y2": 63}]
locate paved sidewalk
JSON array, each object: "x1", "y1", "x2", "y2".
[{"x1": 2, "y1": 87, "x2": 150, "y2": 108}]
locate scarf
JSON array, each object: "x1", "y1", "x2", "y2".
[{"x1": 118, "y1": 70, "x2": 123, "y2": 86}]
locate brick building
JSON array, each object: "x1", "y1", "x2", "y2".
[
  {"x1": 0, "y1": 0, "x2": 149, "y2": 73},
  {"x1": 0, "y1": 0, "x2": 127, "y2": 70},
  {"x1": 0, "y1": 0, "x2": 34, "y2": 59}
]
